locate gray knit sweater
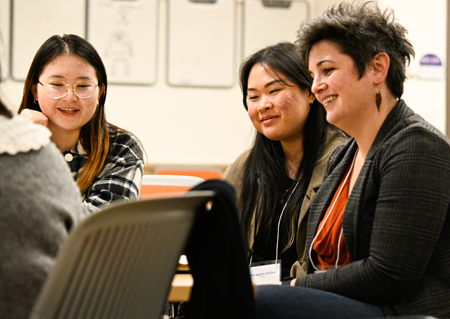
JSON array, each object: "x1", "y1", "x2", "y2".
[{"x1": 0, "y1": 115, "x2": 84, "y2": 318}]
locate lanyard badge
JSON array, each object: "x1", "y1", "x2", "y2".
[{"x1": 249, "y1": 260, "x2": 281, "y2": 284}]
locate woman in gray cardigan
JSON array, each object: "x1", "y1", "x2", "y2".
[
  {"x1": 255, "y1": 2, "x2": 450, "y2": 318},
  {"x1": 0, "y1": 92, "x2": 84, "y2": 317}
]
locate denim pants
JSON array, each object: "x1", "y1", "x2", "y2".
[{"x1": 255, "y1": 285, "x2": 384, "y2": 319}]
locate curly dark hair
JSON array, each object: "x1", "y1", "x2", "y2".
[{"x1": 295, "y1": 1, "x2": 415, "y2": 99}]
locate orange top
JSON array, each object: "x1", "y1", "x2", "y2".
[{"x1": 313, "y1": 167, "x2": 352, "y2": 269}]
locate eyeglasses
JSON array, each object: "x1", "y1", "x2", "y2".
[{"x1": 38, "y1": 80, "x2": 99, "y2": 99}]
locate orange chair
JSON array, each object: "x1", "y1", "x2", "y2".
[
  {"x1": 154, "y1": 165, "x2": 223, "y2": 181},
  {"x1": 140, "y1": 174, "x2": 205, "y2": 199}
]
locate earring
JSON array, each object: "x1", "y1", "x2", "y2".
[
  {"x1": 33, "y1": 99, "x2": 38, "y2": 105},
  {"x1": 375, "y1": 85, "x2": 382, "y2": 109}
]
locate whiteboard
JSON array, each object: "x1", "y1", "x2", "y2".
[
  {"x1": 10, "y1": 0, "x2": 86, "y2": 81},
  {"x1": 87, "y1": 0, "x2": 159, "y2": 85},
  {"x1": 242, "y1": 0, "x2": 309, "y2": 59},
  {"x1": 0, "y1": 0, "x2": 9, "y2": 79},
  {"x1": 167, "y1": 0, "x2": 236, "y2": 88}
]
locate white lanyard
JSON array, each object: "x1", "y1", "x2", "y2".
[
  {"x1": 249, "y1": 178, "x2": 300, "y2": 267},
  {"x1": 249, "y1": 179, "x2": 300, "y2": 283},
  {"x1": 275, "y1": 179, "x2": 300, "y2": 266}
]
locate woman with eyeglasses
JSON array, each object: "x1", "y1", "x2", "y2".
[{"x1": 18, "y1": 34, "x2": 144, "y2": 213}]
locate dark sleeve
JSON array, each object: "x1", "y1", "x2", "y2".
[{"x1": 295, "y1": 126, "x2": 450, "y2": 303}]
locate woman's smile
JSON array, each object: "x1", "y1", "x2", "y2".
[
  {"x1": 57, "y1": 107, "x2": 80, "y2": 115},
  {"x1": 322, "y1": 95, "x2": 337, "y2": 106},
  {"x1": 260, "y1": 115, "x2": 279, "y2": 125}
]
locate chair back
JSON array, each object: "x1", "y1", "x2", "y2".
[
  {"x1": 140, "y1": 174, "x2": 204, "y2": 198},
  {"x1": 30, "y1": 191, "x2": 214, "y2": 319},
  {"x1": 154, "y1": 165, "x2": 223, "y2": 180}
]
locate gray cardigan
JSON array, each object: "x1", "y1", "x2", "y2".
[
  {"x1": 0, "y1": 116, "x2": 84, "y2": 318},
  {"x1": 296, "y1": 100, "x2": 450, "y2": 317}
]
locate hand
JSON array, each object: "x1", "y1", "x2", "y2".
[
  {"x1": 20, "y1": 109, "x2": 50, "y2": 129},
  {"x1": 290, "y1": 278, "x2": 296, "y2": 286}
]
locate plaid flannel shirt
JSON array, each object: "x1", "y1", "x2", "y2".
[{"x1": 63, "y1": 130, "x2": 144, "y2": 213}]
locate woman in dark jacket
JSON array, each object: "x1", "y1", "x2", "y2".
[{"x1": 255, "y1": 2, "x2": 450, "y2": 318}]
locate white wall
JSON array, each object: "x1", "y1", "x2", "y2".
[
  {"x1": 0, "y1": 0, "x2": 446, "y2": 167},
  {"x1": 0, "y1": 0, "x2": 255, "y2": 166},
  {"x1": 377, "y1": 0, "x2": 447, "y2": 132}
]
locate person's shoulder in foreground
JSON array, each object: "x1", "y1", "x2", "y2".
[{"x1": 0, "y1": 115, "x2": 84, "y2": 319}]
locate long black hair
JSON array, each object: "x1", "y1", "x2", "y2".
[
  {"x1": 18, "y1": 34, "x2": 125, "y2": 194},
  {"x1": 239, "y1": 42, "x2": 330, "y2": 252}
]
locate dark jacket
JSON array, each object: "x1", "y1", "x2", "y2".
[
  {"x1": 296, "y1": 100, "x2": 450, "y2": 318},
  {"x1": 184, "y1": 180, "x2": 256, "y2": 319}
]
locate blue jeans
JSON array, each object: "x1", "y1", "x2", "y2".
[{"x1": 255, "y1": 285, "x2": 385, "y2": 319}]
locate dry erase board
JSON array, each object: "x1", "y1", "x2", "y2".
[
  {"x1": 242, "y1": 0, "x2": 309, "y2": 59},
  {"x1": 0, "y1": 0, "x2": 10, "y2": 79},
  {"x1": 10, "y1": 0, "x2": 86, "y2": 81},
  {"x1": 167, "y1": 0, "x2": 236, "y2": 88},
  {"x1": 87, "y1": 0, "x2": 159, "y2": 85}
]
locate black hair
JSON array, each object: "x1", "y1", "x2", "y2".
[{"x1": 239, "y1": 42, "x2": 331, "y2": 251}]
